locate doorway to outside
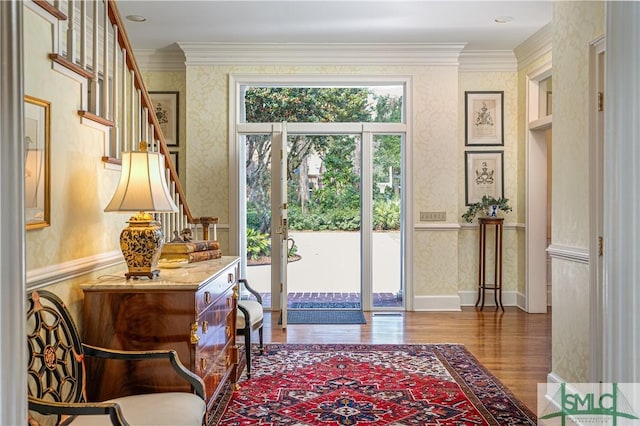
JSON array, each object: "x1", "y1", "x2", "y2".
[{"x1": 233, "y1": 80, "x2": 409, "y2": 319}]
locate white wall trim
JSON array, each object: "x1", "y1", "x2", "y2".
[
  {"x1": 546, "y1": 244, "x2": 590, "y2": 264},
  {"x1": 26, "y1": 251, "x2": 123, "y2": 290},
  {"x1": 413, "y1": 222, "x2": 524, "y2": 231},
  {"x1": 1, "y1": 1, "x2": 27, "y2": 422},
  {"x1": 458, "y1": 50, "x2": 517, "y2": 72},
  {"x1": 458, "y1": 290, "x2": 519, "y2": 307},
  {"x1": 179, "y1": 42, "x2": 466, "y2": 66},
  {"x1": 514, "y1": 22, "x2": 552, "y2": 70},
  {"x1": 413, "y1": 222, "x2": 461, "y2": 231},
  {"x1": 603, "y1": 2, "x2": 640, "y2": 383},
  {"x1": 459, "y1": 222, "x2": 525, "y2": 231},
  {"x1": 134, "y1": 48, "x2": 186, "y2": 72},
  {"x1": 516, "y1": 291, "x2": 526, "y2": 310},
  {"x1": 413, "y1": 295, "x2": 461, "y2": 311},
  {"x1": 525, "y1": 60, "x2": 551, "y2": 314},
  {"x1": 547, "y1": 371, "x2": 565, "y2": 384}
]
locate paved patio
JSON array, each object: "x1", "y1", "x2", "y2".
[{"x1": 245, "y1": 230, "x2": 403, "y2": 309}]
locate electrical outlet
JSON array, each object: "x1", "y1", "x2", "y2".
[{"x1": 420, "y1": 211, "x2": 446, "y2": 221}]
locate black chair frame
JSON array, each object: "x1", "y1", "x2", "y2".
[
  {"x1": 236, "y1": 278, "x2": 264, "y2": 378},
  {"x1": 27, "y1": 290, "x2": 205, "y2": 426}
]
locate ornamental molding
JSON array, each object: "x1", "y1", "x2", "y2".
[{"x1": 177, "y1": 42, "x2": 467, "y2": 66}]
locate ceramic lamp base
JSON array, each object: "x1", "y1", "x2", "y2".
[{"x1": 120, "y1": 212, "x2": 165, "y2": 280}]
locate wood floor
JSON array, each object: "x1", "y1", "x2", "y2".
[{"x1": 259, "y1": 307, "x2": 551, "y2": 413}]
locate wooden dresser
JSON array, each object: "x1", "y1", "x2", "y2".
[{"x1": 81, "y1": 256, "x2": 240, "y2": 420}]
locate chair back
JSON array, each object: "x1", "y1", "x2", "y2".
[{"x1": 27, "y1": 290, "x2": 87, "y2": 408}]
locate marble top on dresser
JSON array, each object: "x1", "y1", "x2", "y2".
[{"x1": 80, "y1": 256, "x2": 240, "y2": 291}]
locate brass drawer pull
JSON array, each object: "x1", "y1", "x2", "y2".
[
  {"x1": 200, "y1": 358, "x2": 207, "y2": 371},
  {"x1": 190, "y1": 322, "x2": 200, "y2": 345},
  {"x1": 202, "y1": 321, "x2": 208, "y2": 334},
  {"x1": 204, "y1": 291, "x2": 211, "y2": 304},
  {"x1": 228, "y1": 272, "x2": 234, "y2": 283}
]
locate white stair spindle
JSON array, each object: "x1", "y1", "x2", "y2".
[
  {"x1": 102, "y1": 0, "x2": 110, "y2": 120},
  {"x1": 66, "y1": 0, "x2": 76, "y2": 64}
]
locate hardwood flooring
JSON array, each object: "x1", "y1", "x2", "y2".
[{"x1": 259, "y1": 307, "x2": 551, "y2": 413}]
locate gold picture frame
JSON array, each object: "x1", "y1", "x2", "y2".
[{"x1": 24, "y1": 95, "x2": 51, "y2": 230}]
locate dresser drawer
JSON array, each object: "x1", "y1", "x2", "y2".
[
  {"x1": 198, "y1": 340, "x2": 235, "y2": 404},
  {"x1": 194, "y1": 294, "x2": 234, "y2": 374},
  {"x1": 196, "y1": 267, "x2": 236, "y2": 315}
]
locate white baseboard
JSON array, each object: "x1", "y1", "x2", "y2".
[
  {"x1": 413, "y1": 295, "x2": 461, "y2": 311},
  {"x1": 547, "y1": 371, "x2": 565, "y2": 384},
  {"x1": 458, "y1": 290, "x2": 518, "y2": 307}
]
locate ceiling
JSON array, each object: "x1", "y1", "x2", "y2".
[{"x1": 115, "y1": 1, "x2": 553, "y2": 53}]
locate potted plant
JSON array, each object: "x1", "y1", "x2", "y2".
[{"x1": 462, "y1": 195, "x2": 512, "y2": 223}]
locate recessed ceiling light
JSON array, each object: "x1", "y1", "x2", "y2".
[
  {"x1": 494, "y1": 16, "x2": 514, "y2": 24},
  {"x1": 126, "y1": 15, "x2": 146, "y2": 23}
]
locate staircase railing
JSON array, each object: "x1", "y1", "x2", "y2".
[{"x1": 31, "y1": 0, "x2": 217, "y2": 241}]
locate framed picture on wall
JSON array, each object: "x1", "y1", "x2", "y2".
[
  {"x1": 24, "y1": 95, "x2": 51, "y2": 230},
  {"x1": 465, "y1": 151, "x2": 504, "y2": 205},
  {"x1": 465, "y1": 91, "x2": 504, "y2": 146},
  {"x1": 149, "y1": 91, "x2": 179, "y2": 146}
]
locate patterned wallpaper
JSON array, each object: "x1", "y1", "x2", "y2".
[
  {"x1": 177, "y1": 63, "x2": 526, "y2": 301},
  {"x1": 551, "y1": 1, "x2": 605, "y2": 383},
  {"x1": 25, "y1": 8, "x2": 122, "y2": 271},
  {"x1": 458, "y1": 72, "x2": 520, "y2": 296},
  {"x1": 553, "y1": 2, "x2": 604, "y2": 249}
]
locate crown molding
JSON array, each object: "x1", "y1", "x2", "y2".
[
  {"x1": 514, "y1": 22, "x2": 552, "y2": 70},
  {"x1": 134, "y1": 48, "x2": 186, "y2": 72},
  {"x1": 177, "y1": 42, "x2": 466, "y2": 66},
  {"x1": 459, "y1": 50, "x2": 518, "y2": 72}
]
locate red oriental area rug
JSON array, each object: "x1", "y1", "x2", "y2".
[{"x1": 215, "y1": 344, "x2": 536, "y2": 425}]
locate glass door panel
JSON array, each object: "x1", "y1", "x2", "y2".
[
  {"x1": 372, "y1": 134, "x2": 403, "y2": 308},
  {"x1": 244, "y1": 133, "x2": 273, "y2": 309},
  {"x1": 287, "y1": 134, "x2": 362, "y2": 309}
]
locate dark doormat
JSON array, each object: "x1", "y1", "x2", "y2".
[
  {"x1": 278, "y1": 309, "x2": 366, "y2": 325},
  {"x1": 290, "y1": 302, "x2": 361, "y2": 309}
]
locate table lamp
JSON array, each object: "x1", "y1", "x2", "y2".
[{"x1": 104, "y1": 141, "x2": 178, "y2": 279}]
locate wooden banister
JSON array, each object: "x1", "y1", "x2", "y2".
[
  {"x1": 38, "y1": 0, "x2": 217, "y2": 238},
  {"x1": 106, "y1": 0, "x2": 201, "y2": 225}
]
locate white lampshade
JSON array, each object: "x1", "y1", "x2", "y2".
[{"x1": 105, "y1": 149, "x2": 178, "y2": 213}]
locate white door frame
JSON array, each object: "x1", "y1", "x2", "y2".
[
  {"x1": 589, "y1": 35, "x2": 605, "y2": 382},
  {"x1": 228, "y1": 74, "x2": 412, "y2": 312},
  {"x1": 525, "y1": 61, "x2": 552, "y2": 313}
]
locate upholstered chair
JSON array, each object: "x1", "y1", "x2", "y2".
[
  {"x1": 236, "y1": 278, "x2": 264, "y2": 378},
  {"x1": 27, "y1": 290, "x2": 206, "y2": 426}
]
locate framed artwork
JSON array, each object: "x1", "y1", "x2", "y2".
[
  {"x1": 465, "y1": 91, "x2": 504, "y2": 146},
  {"x1": 169, "y1": 151, "x2": 179, "y2": 177},
  {"x1": 24, "y1": 95, "x2": 51, "y2": 230},
  {"x1": 465, "y1": 151, "x2": 504, "y2": 205},
  {"x1": 149, "y1": 91, "x2": 179, "y2": 146}
]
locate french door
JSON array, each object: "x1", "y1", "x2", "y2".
[{"x1": 239, "y1": 122, "x2": 405, "y2": 328}]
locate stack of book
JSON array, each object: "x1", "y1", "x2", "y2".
[{"x1": 159, "y1": 240, "x2": 221, "y2": 263}]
